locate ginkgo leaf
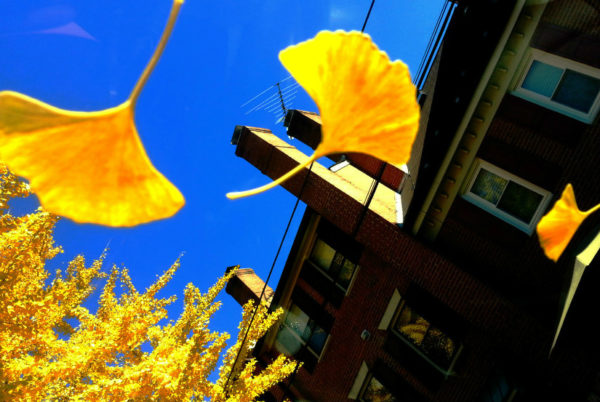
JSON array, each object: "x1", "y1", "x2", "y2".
[
  {"x1": 536, "y1": 184, "x2": 600, "y2": 262},
  {"x1": 0, "y1": 93, "x2": 184, "y2": 227},
  {"x1": 0, "y1": 0, "x2": 185, "y2": 227},
  {"x1": 227, "y1": 30, "x2": 420, "y2": 200}
]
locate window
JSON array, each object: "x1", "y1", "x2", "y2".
[
  {"x1": 308, "y1": 238, "x2": 358, "y2": 292},
  {"x1": 359, "y1": 374, "x2": 398, "y2": 402},
  {"x1": 350, "y1": 360, "x2": 426, "y2": 401},
  {"x1": 275, "y1": 303, "x2": 328, "y2": 360},
  {"x1": 481, "y1": 373, "x2": 518, "y2": 402},
  {"x1": 462, "y1": 160, "x2": 552, "y2": 234},
  {"x1": 512, "y1": 49, "x2": 600, "y2": 123},
  {"x1": 391, "y1": 300, "x2": 461, "y2": 374},
  {"x1": 380, "y1": 288, "x2": 465, "y2": 387},
  {"x1": 349, "y1": 362, "x2": 401, "y2": 401},
  {"x1": 351, "y1": 364, "x2": 398, "y2": 402}
]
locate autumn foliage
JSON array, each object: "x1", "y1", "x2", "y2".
[
  {"x1": 537, "y1": 183, "x2": 600, "y2": 262},
  {"x1": 0, "y1": 0, "x2": 185, "y2": 227},
  {"x1": 227, "y1": 30, "x2": 420, "y2": 200},
  {"x1": 0, "y1": 167, "x2": 295, "y2": 400}
]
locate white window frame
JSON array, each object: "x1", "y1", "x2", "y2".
[
  {"x1": 462, "y1": 159, "x2": 552, "y2": 234},
  {"x1": 348, "y1": 362, "x2": 369, "y2": 399},
  {"x1": 379, "y1": 289, "x2": 462, "y2": 378},
  {"x1": 307, "y1": 237, "x2": 359, "y2": 295},
  {"x1": 511, "y1": 48, "x2": 600, "y2": 123},
  {"x1": 378, "y1": 289, "x2": 402, "y2": 330},
  {"x1": 274, "y1": 303, "x2": 330, "y2": 361},
  {"x1": 357, "y1": 372, "x2": 397, "y2": 402},
  {"x1": 390, "y1": 299, "x2": 463, "y2": 378}
]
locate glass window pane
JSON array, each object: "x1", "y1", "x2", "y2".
[
  {"x1": 285, "y1": 304, "x2": 310, "y2": 339},
  {"x1": 552, "y1": 69, "x2": 600, "y2": 113},
  {"x1": 310, "y1": 239, "x2": 336, "y2": 272},
  {"x1": 422, "y1": 327, "x2": 456, "y2": 369},
  {"x1": 483, "y1": 374, "x2": 511, "y2": 402},
  {"x1": 393, "y1": 303, "x2": 461, "y2": 372},
  {"x1": 394, "y1": 305, "x2": 429, "y2": 347},
  {"x1": 275, "y1": 326, "x2": 303, "y2": 356},
  {"x1": 521, "y1": 60, "x2": 563, "y2": 97},
  {"x1": 307, "y1": 325, "x2": 327, "y2": 355},
  {"x1": 497, "y1": 181, "x2": 543, "y2": 224},
  {"x1": 362, "y1": 376, "x2": 398, "y2": 402},
  {"x1": 337, "y1": 260, "x2": 356, "y2": 289},
  {"x1": 329, "y1": 252, "x2": 345, "y2": 279},
  {"x1": 470, "y1": 169, "x2": 508, "y2": 205}
]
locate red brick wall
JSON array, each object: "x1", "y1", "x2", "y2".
[
  {"x1": 436, "y1": 5, "x2": 600, "y2": 325},
  {"x1": 345, "y1": 153, "x2": 405, "y2": 190},
  {"x1": 234, "y1": 5, "x2": 600, "y2": 399},
  {"x1": 234, "y1": 127, "x2": 590, "y2": 401},
  {"x1": 437, "y1": 91, "x2": 600, "y2": 320}
]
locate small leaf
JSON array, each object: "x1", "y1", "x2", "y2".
[{"x1": 537, "y1": 184, "x2": 600, "y2": 262}]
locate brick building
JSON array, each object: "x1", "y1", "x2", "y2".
[{"x1": 227, "y1": 0, "x2": 600, "y2": 400}]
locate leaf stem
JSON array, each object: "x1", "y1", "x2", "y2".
[
  {"x1": 129, "y1": 0, "x2": 184, "y2": 107},
  {"x1": 226, "y1": 154, "x2": 317, "y2": 200},
  {"x1": 584, "y1": 203, "x2": 600, "y2": 216}
]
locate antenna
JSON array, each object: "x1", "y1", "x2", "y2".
[{"x1": 241, "y1": 76, "x2": 300, "y2": 124}]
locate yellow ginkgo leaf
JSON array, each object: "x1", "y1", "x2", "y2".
[
  {"x1": 536, "y1": 184, "x2": 600, "y2": 262},
  {"x1": 227, "y1": 30, "x2": 420, "y2": 200},
  {"x1": 0, "y1": 0, "x2": 185, "y2": 227}
]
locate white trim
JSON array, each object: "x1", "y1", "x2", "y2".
[
  {"x1": 396, "y1": 164, "x2": 412, "y2": 227},
  {"x1": 551, "y1": 231, "x2": 600, "y2": 352},
  {"x1": 462, "y1": 159, "x2": 552, "y2": 234},
  {"x1": 378, "y1": 289, "x2": 401, "y2": 330},
  {"x1": 348, "y1": 361, "x2": 369, "y2": 399},
  {"x1": 511, "y1": 48, "x2": 600, "y2": 123},
  {"x1": 395, "y1": 192, "x2": 405, "y2": 227},
  {"x1": 357, "y1": 372, "x2": 395, "y2": 402},
  {"x1": 329, "y1": 159, "x2": 350, "y2": 172},
  {"x1": 316, "y1": 332, "x2": 331, "y2": 363},
  {"x1": 345, "y1": 263, "x2": 360, "y2": 296}
]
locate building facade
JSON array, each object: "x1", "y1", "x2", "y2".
[{"x1": 228, "y1": 0, "x2": 600, "y2": 400}]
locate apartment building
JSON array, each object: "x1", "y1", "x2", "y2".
[{"x1": 227, "y1": 0, "x2": 600, "y2": 400}]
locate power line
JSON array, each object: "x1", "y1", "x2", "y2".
[
  {"x1": 361, "y1": 0, "x2": 376, "y2": 32},
  {"x1": 415, "y1": 1, "x2": 456, "y2": 90},
  {"x1": 415, "y1": 0, "x2": 449, "y2": 84},
  {"x1": 223, "y1": 162, "x2": 314, "y2": 396},
  {"x1": 225, "y1": 1, "x2": 379, "y2": 396}
]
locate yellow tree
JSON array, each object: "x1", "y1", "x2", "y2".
[{"x1": 0, "y1": 167, "x2": 296, "y2": 401}]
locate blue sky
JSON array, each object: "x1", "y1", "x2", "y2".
[{"x1": 0, "y1": 0, "x2": 445, "y2": 359}]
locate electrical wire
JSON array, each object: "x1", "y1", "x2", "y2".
[
  {"x1": 225, "y1": 1, "x2": 378, "y2": 396},
  {"x1": 415, "y1": 1, "x2": 456, "y2": 90},
  {"x1": 361, "y1": 0, "x2": 376, "y2": 32},
  {"x1": 415, "y1": 0, "x2": 449, "y2": 85},
  {"x1": 272, "y1": 4, "x2": 381, "y2": 399},
  {"x1": 223, "y1": 162, "x2": 314, "y2": 395}
]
